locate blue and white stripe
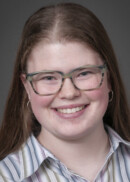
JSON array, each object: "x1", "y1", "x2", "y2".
[{"x1": 0, "y1": 126, "x2": 130, "y2": 182}]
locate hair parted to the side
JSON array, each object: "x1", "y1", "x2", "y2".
[{"x1": 0, "y1": 3, "x2": 129, "y2": 160}]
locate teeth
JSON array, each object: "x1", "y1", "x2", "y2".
[{"x1": 57, "y1": 106, "x2": 85, "y2": 114}]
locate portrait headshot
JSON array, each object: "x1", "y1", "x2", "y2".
[{"x1": 0, "y1": 0, "x2": 130, "y2": 182}]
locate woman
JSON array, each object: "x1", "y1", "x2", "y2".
[{"x1": 0, "y1": 3, "x2": 129, "y2": 182}]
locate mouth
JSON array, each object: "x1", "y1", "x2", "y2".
[
  {"x1": 56, "y1": 105, "x2": 86, "y2": 114},
  {"x1": 53, "y1": 104, "x2": 89, "y2": 119}
]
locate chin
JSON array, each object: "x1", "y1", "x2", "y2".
[{"x1": 55, "y1": 128, "x2": 90, "y2": 141}]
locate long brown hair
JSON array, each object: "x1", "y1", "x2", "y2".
[{"x1": 0, "y1": 3, "x2": 129, "y2": 160}]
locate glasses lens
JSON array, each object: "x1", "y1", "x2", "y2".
[
  {"x1": 73, "y1": 67, "x2": 103, "y2": 90},
  {"x1": 31, "y1": 72, "x2": 62, "y2": 95}
]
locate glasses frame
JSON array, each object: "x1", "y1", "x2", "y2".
[{"x1": 25, "y1": 64, "x2": 107, "y2": 96}]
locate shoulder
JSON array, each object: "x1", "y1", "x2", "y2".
[
  {"x1": 0, "y1": 135, "x2": 45, "y2": 181},
  {"x1": 119, "y1": 142, "x2": 130, "y2": 160},
  {"x1": 106, "y1": 125, "x2": 130, "y2": 157},
  {"x1": 0, "y1": 150, "x2": 21, "y2": 182},
  {"x1": 106, "y1": 125, "x2": 130, "y2": 144}
]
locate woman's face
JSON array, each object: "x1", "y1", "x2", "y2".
[{"x1": 23, "y1": 42, "x2": 110, "y2": 141}]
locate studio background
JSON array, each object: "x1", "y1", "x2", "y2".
[{"x1": 0, "y1": 0, "x2": 130, "y2": 123}]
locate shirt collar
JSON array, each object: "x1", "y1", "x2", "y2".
[
  {"x1": 105, "y1": 125, "x2": 130, "y2": 151},
  {"x1": 21, "y1": 126, "x2": 130, "y2": 179},
  {"x1": 20, "y1": 134, "x2": 47, "y2": 179}
]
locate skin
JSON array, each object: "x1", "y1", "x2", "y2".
[{"x1": 22, "y1": 42, "x2": 111, "y2": 181}]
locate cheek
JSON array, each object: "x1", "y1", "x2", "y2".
[
  {"x1": 30, "y1": 94, "x2": 54, "y2": 119},
  {"x1": 31, "y1": 95, "x2": 51, "y2": 107},
  {"x1": 89, "y1": 76, "x2": 110, "y2": 104},
  {"x1": 26, "y1": 83, "x2": 54, "y2": 108},
  {"x1": 87, "y1": 84, "x2": 109, "y2": 114},
  {"x1": 90, "y1": 88, "x2": 109, "y2": 102}
]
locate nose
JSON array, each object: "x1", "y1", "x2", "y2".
[{"x1": 58, "y1": 78, "x2": 81, "y2": 99}]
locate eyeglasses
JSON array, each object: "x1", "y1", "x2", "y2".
[{"x1": 25, "y1": 64, "x2": 107, "y2": 96}]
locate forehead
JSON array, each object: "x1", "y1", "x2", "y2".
[{"x1": 27, "y1": 42, "x2": 103, "y2": 73}]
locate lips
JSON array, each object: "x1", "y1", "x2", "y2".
[
  {"x1": 57, "y1": 105, "x2": 85, "y2": 114},
  {"x1": 52, "y1": 104, "x2": 88, "y2": 119},
  {"x1": 53, "y1": 104, "x2": 88, "y2": 115}
]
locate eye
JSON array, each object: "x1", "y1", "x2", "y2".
[
  {"x1": 79, "y1": 71, "x2": 90, "y2": 76},
  {"x1": 32, "y1": 74, "x2": 57, "y2": 82},
  {"x1": 42, "y1": 76, "x2": 56, "y2": 81},
  {"x1": 38, "y1": 75, "x2": 59, "y2": 83},
  {"x1": 78, "y1": 70, "x2": 93, "y2": 77}
]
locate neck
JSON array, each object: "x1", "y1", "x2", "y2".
[{"x1": 38, "y1": 124, "x2": 110, "y2": 166}]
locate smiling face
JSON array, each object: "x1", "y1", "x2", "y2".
[{"x1": 23, "y1": 42, "x2": 110, "y2": 142}]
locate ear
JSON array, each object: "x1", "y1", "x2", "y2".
[{"x1": 20, "y1": 74, "x2": 31, "y2": 99}]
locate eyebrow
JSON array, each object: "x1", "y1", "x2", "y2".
[{"x1": 26, "y1": 64, "x2": 106, "y2": 76}]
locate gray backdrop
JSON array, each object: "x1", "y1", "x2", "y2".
[{"x1": 0, "y1": 0, "x2": 130, "y2": 122}]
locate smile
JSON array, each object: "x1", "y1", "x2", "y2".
[{"x1": 56, "y1": 105, "x2": 86, "y2": 114}]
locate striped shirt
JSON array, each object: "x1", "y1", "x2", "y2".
[{"x1": 0, "y1": 126, "x2": 130, "y2": 182}]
